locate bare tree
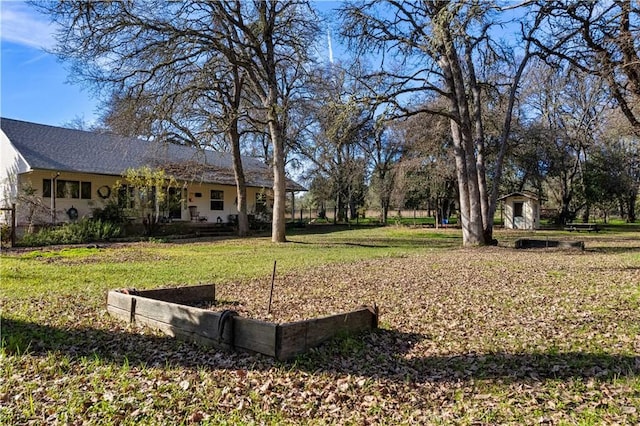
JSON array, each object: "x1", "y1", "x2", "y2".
[
  {"x1": 393, "y1": 110, "x2": 458, "y2": 226},
  {"x1": 520, "y1": 62, "x2": 611, "y2": 224},
  {"x1": 366, "y1": 120, "x2": 404, "y2": 223},
  {"x1": 585, "y1": 140, "x2": 639, "y2": 222},
  {"x1": 38, "y1": 0, "x2": 318, "y2": 242},
  {"x1": 340, "y1": 0, "x2": 543, "y2": 245},
  {"x1": 531, "y1": 0, "x2": 640, "y2": 132},
  {"x1": 100, "y1": 56, "x2": 253, "y2": 236},
  {"x1": 208, "y1": 1, "x2": 319, "y2": 242},
  {"x1": 299, "y1": 64, "x2": 374, "y2": 222},
  {"x1": 584, "y1": 109, "x2": 640, "y2": 222}
]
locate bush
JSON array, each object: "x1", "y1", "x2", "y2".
[
  {"x1": 19, "y1": 219, "x2": 122, "y2": 247},
  {"x1": 92, "y1": 200, "x2": 128, "y2": 223},
  {"x1": 1, "y1": 224, "x2": 11, "y2": 246}
]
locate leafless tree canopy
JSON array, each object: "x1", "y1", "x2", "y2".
[
  {"x1": 39, "y1": 0, "x2": 320, "y2": 242},
  {"x1": 532, "y1": 0, "x2": 640, "y2": 131},
  {"x1": 339, "y1": 0, "x2": 542, "y2": 245}
]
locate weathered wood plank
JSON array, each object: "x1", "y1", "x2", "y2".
[
  {"x1": 107, "y1": 290, "x2": 232, "y2": 342},
  {"x1": 132, "y1": 284, "x2": 215, "y2": 304},
  {"x1": 276, "y1": 321, "x2": 307, "y2": 361},
  {"x1": 106, "y1": 305, "x2": 132, "y2": 323},
  {"x1": 133, "y1": 297, "x2": 226, "y2": 341},
  {"x1": 106, "y1": 290, "x2": 135, "y2": 313},
  {"x1": 233, "y1": 317, "x2": 277, "y2": 357},
  {"x1": 276, "y1": 307, "x2": 377, "y2": 360},
  {"x1": 133, "y1": 311, "x2": 235, "y2": 352}
]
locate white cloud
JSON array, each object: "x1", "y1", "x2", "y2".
[{"x1": 0, "y1": 2, "x2": 55, "y2": 50}]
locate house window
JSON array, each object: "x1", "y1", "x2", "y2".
[
  {"x1": 210, "y1": 190, "x2": 224, "y2": 211},
  {"x1": 118, "y1": 186, "x2": 135, "y2": 209},
  {"x1": 81, "y1": 182, "x2": 92, "y2": 199},
  {"x1": 513, "y1": 202, "x2": 524, "y2": 217},
  {"x1": 255, "y1": 192, "x2": 267, "y2": 214},
  {"x1": 43, "y1": 179, "x2": 52, "y2": 197},
  {"x1": 57, "y1": 180, "x2": 79, "y2": 198},
  {"x1": 44, "y1": 179, "x2": 90, "y2": 199}
]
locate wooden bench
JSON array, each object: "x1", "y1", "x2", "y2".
[{"x1": 564, "y1": 223, "x2": 599, "y2": 232}]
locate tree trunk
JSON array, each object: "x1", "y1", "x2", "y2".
[
  {"x1": 349, "y1": 199, "x2": 358, "y2": 221},
  {"x1": 582, "y1": 204, "x2": 591, "y2": 223},
  {"x1": 627, "y1": 194, "x2": 637, "y2": 222},
  {"x1": 463, "y1": 133, "x2": 484, "y2": 244},
  {"x1": 450, "y1": 121, "x2": 472, "y2": 241},
  {"x1": 451, "y1": 125, "x2": 485, "y2": 245},
  {"x1": 466, "y1": 42, "x2": 492, "y2": 243},
  {"x1": 438, "y1": 25, "x2": 486, "y2": 246},
  {"x1": 443, "y1": 71, "x2": 485, "y2": 243},
  {"x1": 380, "y1": 194, "x2": 389, "y2": 224},
  {"x1": 336, "y1": 192, "x2": 346, "y2": 222},
  {"x1": 229, "y1": 123, "x2": 249, "y2": 237},
  {"x1": 559, "y1": 198, "x2": 574, "y2": 225},
  {"x1": 268, "y1": 111, "x2": 287, "y2": 243}
]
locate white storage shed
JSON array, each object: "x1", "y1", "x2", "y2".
[{"x1": 498, "y1": 192, "x2": 541, "y2": 230}]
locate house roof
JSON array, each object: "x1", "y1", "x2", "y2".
[
  {"x1": 497, "y1": 191, "x2": 540, "y2": 201},
  {"x1": 1, "y1": 117, "x2": 305, "y2": 191}
]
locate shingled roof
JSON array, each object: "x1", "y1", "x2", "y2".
[{"x1": 1, "y1": 117, "x2": 305, "y2": 191}]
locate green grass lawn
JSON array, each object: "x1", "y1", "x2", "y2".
[
  {"x1": 2, "y1": 225, "x2": 639, "y2": 425},
  {"x1": 1, "y1": 226, "x2": 456, "y2": 299}
]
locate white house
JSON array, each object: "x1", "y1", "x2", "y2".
[
  {"x1": 498, "y1": 191, "x2": 541, "y2": 230},
  {"x1": 0, "y1": 117, "x2": 305, "y2": 227}
]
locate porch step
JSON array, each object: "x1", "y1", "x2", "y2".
[{"x1": 192, "y1": 225, "x2": 236, "y2": 238}]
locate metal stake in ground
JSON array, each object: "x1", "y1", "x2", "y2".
[{"x1": 268, "y1": 260, "x2": 277, "y2": 314}]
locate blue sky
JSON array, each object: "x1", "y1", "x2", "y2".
[
  {"x1": 1, "y1": 1, "x2": 100, "y2": 127},
  {"x1": 1, "y1": 1, "x2": 342, "y2": 129},
  {"x1": 1, "y1": 1, "x2": 526, "y2": 131}
]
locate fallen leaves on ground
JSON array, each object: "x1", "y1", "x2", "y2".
[{"x1": 2, "y1": 236, "x2": 639, "y2": 425}]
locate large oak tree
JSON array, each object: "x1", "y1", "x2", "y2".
[
  {"x1": 340, "y1": 0, "x2": 543, "y2": 245},
  {"x1": 39, "y1": 0, "x2": 318, "y2": 242}
]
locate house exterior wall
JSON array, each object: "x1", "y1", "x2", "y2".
[
  {"x1": 185, "y1": 183, "x2": 271, "y2": 223},
  {"x1": 15, "y1": 170, "x2": 124, "y2": 226},
  {"x1": 12, "y1": 169, "x2": 272, "y2": 226},
  {"x1": 502, "y1": 196, "x2": 540, "y2": 230},
  {"x1": 0, "y1": 129, "x2": 30, "y2": 210}
]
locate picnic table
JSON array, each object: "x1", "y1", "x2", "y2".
[{"x1": 563, "y1": 223, "x2": 600, "y2": 232}]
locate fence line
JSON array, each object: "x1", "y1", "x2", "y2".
[{"x1": 289, "y1": 208, "x2": 435, "y2": 222}]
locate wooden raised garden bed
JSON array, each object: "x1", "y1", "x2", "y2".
[
  {"x1": 106, "y1": 284, "x2": 378, "y2": 360},
  {"x1": 514, "y1": 238, "x2": 584, "y2": 250}
]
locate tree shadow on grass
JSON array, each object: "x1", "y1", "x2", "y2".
[
  {"x1": 3, "y1": 316, "x2": 638, "y2": 384},
  {"x1": 287, "y1": 240, "x2": 392, "y2": 248},
  {"x1": 587, "y1": 245, "x2": 640, "y2": 255},
  {"x1": 288, "y1": 238, "x2": 460, "y2": 250},
  {"x1": 287, "y1": 224, "x2": 383, "y2": 236},
  {"x1": 299, "y1": 329, "x2": 640, "y2": 383}
]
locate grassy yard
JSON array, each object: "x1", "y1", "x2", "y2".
[{"x1": 1, "y1": 226, "x2": 639, "y2": 425}]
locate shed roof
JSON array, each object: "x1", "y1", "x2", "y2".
[
  {"x1": 497, "y1": 191, "x2": 540, "y2": 201},
  {"x1": 1, "y1": 117, "x2": 305, "y2": 191}
]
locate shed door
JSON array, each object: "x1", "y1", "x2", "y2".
[{"x1": 513, "y1": 202, "x2": 524, "y2": 229}]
